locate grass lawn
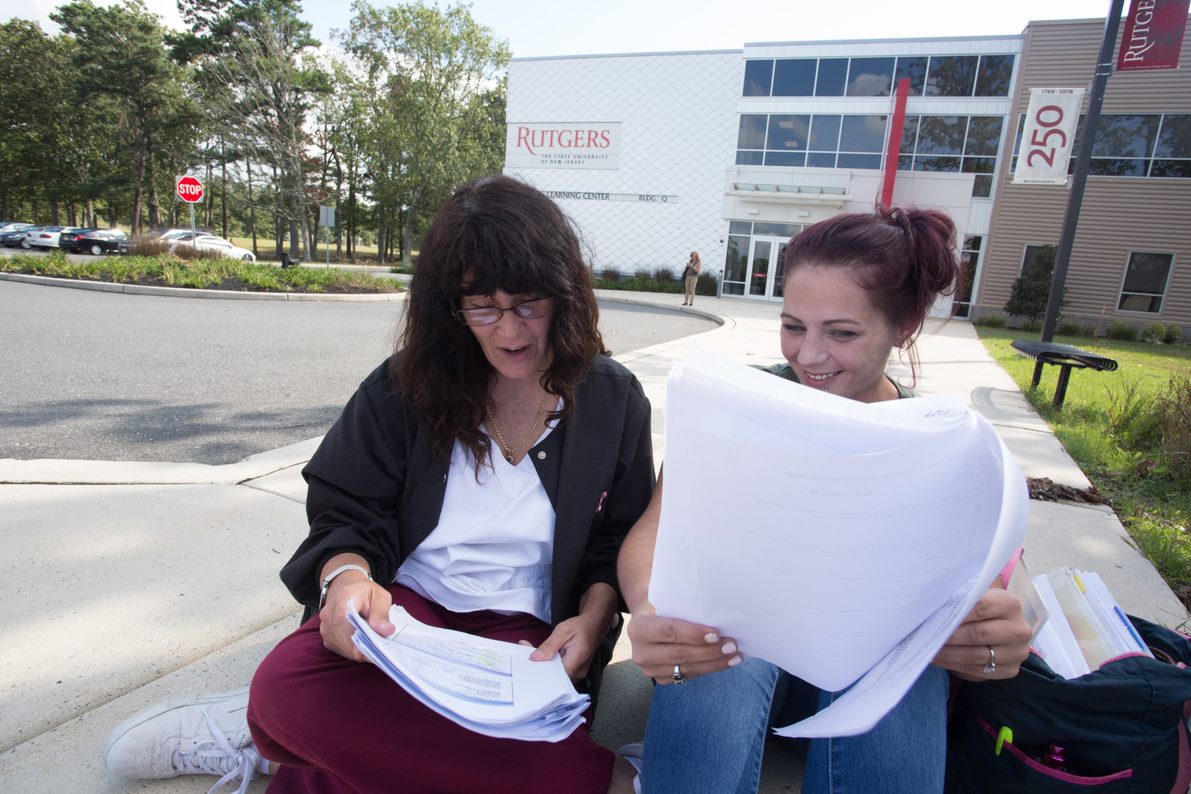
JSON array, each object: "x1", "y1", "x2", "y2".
[
  {"x1": 977, "y1": 327, "x2": 1191, "y2": 602},
  {"x1": 0, "y1": 252, "x2": 401, "y2": 294}
]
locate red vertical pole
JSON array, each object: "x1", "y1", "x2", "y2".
[{"x1": 881, "y1": 77, "x2": 911, "y2": 209}]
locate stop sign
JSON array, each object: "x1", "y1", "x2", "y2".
[{"x1": 176, "y1": 175, "x2": 204, "y2": 203}]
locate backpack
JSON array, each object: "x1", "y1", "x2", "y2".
[{"x1": 946, "y1": 615, "x2": 1191, "y2": 792}]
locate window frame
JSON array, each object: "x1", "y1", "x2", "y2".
[
  {"x1": 1117, "y1": 250, "x2": 1175, "y2": 315},
  {"x1": 1020, "y1": 243, "x2": 1056, "y2": 276}
]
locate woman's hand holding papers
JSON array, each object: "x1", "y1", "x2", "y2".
[
  {"x1": 626, "y1": 602, "x2": 743, "y2": 684},
  {"x1": 318, "y1": 553, "x2": 396, "y2": 663},
  {"x1": 530, "y1": 583, "x2": 619, "y2": 680},
  {"x1": 933, "y1": 585, "x2": 1031, "y2": 681}
]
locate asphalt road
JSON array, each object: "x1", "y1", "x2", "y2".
[{"x1": 0, "y1": 280, "x2": 713, "y2": 464}]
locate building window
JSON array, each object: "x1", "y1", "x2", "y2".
[
  {"x1": 953, "y1": 235, "x2": 982, "y2": 318},
  {"x1": 1012, "y1": 113, "x2": 1191, "y2": 178},
  {"x1": 898, "y1": 115, "x2": 1005, "y2": 196},
  {"x1": 765, "y1": 115, "x2": 811, "y2": 167},
  {"x1": 737, "y1": 113, "x2": 887, "y2": 170},
  {"x1": 975, "y1": 54, "x2": 1015, "y2": 96},
  {"x1": 1118, "y1": 251, "x2": 1173, "y2": 313},
  {"x1": 724, "y1": 235, "x2": 749, "y2": 296},
  {"x1": 743, "y1": 60, "x2": 773, "y2": 97},
  {"x1": 815, "y1": 58, "x2": 848, "y2": 96},
  {"x1": 925, "y1": 55, "x2": 978, "y2": 96},
  {"x1": 1091, "y1": 114, "x2": 1160, "y2": 176},
  {"x1": 772, "y1": 59, "x2": 816, "y2": 96},
  {"x1": 1153, "y1": 114, "x2": 1191, "y2": 177},
  {"x1": 894, "y1": 56, "x2": 928, "y2": 96},
  {"x1": 743, "y1": 54, "x2": 1014, "y2": 98},
  {"x1": 846, "y1": 57, "x2": 894, "y2": 96}
]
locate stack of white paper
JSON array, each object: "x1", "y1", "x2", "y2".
[
  {"x1": 1032, "y1": 567, "x2": 1152, "y2": 678},
  {"x1": 649, "y1": 349, "x2": 1029, "y2": 738},
  {"x1": 348, "y1": 604, "x2": 590, "y2": 742}
]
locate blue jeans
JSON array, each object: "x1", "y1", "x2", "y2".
[{"x1": 642, "y1": 658, "x2": 950, "y2": 793}]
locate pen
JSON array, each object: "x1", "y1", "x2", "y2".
[
  {"x1": 995, "y1": 726, "x2": 1013, "y2": 756},
  {"x1": 1112, "y1": 605, "x2": 1149, "y2": 653}
]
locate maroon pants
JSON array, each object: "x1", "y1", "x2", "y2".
[{"x1": 248, "y1": 585, "x2": 615, "y2": 793}]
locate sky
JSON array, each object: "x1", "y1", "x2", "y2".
[{"x1": 12, "y1": 0, "x2": 1118, "y2": 57}]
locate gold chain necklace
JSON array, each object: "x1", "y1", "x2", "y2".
[{"x1": 485, "y1": 392, "x2": 550, "y2": 464}]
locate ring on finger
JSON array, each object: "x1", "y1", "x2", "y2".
[
  {"x1": 673, "y1": 664, "x2": 687, "y2": 685},
  {"x1": 983, "y1": 645, "x2": 997, "y2": 675}
]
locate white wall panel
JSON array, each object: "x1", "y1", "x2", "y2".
[{"x1": 505, "y1": 52, "x2": 743, "y2": 276}]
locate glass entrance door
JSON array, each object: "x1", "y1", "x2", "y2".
[{"x1": 746, "y1": 237, "x2": 789, "y2": 300}]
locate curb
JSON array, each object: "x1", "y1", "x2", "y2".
[
  {"x1": 0, "y1": 271, "x2": 405, "y2": 301},
  {"x1": 594, "y1": 291, "x2": 725, "y2": 325},
  {"x1": 0, "y1": 437, "x2": 322, "y2": 486}
]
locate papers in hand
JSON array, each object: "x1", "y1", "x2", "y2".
[
  {"x1": 348, "y1": 604, "x2": 590, "y2": 742},
  {"x1": 648, "y1": 350, "x2": 1029, "y2": 738}
]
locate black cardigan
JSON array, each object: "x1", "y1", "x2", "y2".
[{"x1": 281, "y1": 353, "x2": 655, "y2": 625}]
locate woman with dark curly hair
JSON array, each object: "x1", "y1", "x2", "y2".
[{"x1": 103, "y1": 175, "x2": 653, "y2": 793}]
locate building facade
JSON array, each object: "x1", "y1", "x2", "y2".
[
  {"x1": 977, "y1": 18, "x2": 1190, "y2": 336},
  {"x1": 504, "y1": 19, "x2": 1189, "y2": 334}
]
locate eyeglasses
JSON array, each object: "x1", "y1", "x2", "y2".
[{"x1": 454, "y1": 297, "x2": 555, "y2": 326}]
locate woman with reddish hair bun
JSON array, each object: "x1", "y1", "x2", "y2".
[{"x1": 618, "y1": 206, "x2": 1032, "y2": 792}]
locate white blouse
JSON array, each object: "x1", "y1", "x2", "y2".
[{"x1": 395, "y1": 422, "x2": 557, "y2": 623}]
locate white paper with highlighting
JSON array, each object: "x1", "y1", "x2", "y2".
[
  {"x1": 648, "y1": 349, "x2": 1029, "y2": 737},
  {"x1": 349, "y1": 604, "x2": 590, "y2": 741}
]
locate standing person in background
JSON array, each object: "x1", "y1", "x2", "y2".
[
  {"x1": 102, "y1": 175, "x2": 654, "y2": 794},
  {"x1": 619, "y1": 206, "x2": 1032, "y2": 793},
  {"x1": 682, "y1": 252, "x2": 702, "y2": 306}
]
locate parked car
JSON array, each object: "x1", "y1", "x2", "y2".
[
  {"x1": 59, "y1": 228, "x2": 98, "y2": 253},
  {"x1": 26, "y1": 226, "x2": 81, "y2": 250},
  {"x1": 3, "y1": 225, "x2": 46, "y2": 248},
  {"x1": 0, "y1": 221, "x2": 35, "y2": 233},
  {"x1": 169, "y1": 233, "x2": 256, "y2": 262},
  {"x1": 0, "y1": 223, "x2": 36, "y2": 245},
  {"x1": 146, "y1": 227, "x2": 212, "y2": 241},
  {"x1": 76, "y1": 229, "x2": 130, "y2": 255}
]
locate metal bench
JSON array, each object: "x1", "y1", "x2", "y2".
[{"x1": 1010, "y1": 339, "x2": 1119, "y2": 408}]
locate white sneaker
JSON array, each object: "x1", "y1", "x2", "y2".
[
  {"x1": 103, "y1": 687, "x2": 269, "y2": 793},
  {"x1": 618, "y1": 741, "x2": 645, "y2": 794}
]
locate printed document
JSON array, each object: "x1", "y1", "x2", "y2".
[
  {"x1": 349, "y1": 604, "x2": 590, "y2": 741},
  {"x1": 648, "y1": 349, "x2": 1029, "y2": 737}
]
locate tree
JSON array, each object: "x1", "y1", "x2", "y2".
[
  {"x1": 0, "y1": 20, "x2": 110, "y2": 224},
  {"x1": 342, "y1": 0, "x2": 509, "y2": 266},
  {"x1": 53, "y1": 0, "x2": 198, "y2": 234},
  {"x1": 174, "y1": 0, "x2": 329, "y2": 261},
  {"x1": 1005, "y1": 244, "x2": 1062, "y2": 322}
]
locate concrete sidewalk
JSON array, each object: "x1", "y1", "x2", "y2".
[{"x1": 1, "y1": 290, "x2": 1184, "y2": 793}]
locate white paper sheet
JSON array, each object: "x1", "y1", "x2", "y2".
[
  {"x1": 348, "y1": 604, "x2": 590, "y2": 741},
  {"x1": 648, "y1": 349, "x2": 1029, "y2": 736}
]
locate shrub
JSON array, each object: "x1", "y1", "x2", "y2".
[
  {"x1": 1106, "y1": 320, "x2": 1138, "y2": 341},
  {"x1": 599, "y1": 267, "x2": 620, "y2": 283},
  {"x1": 1057, "y1": 319, "x2": 1086, "y2": 337},
  {"x1": 1155, "y1": 373, "x2": 1191, "y2": 484},
  {"x1": 1004, "y1": 245, "x2": 1060, "y2": 321},
  {"x1": 128, "y1": 236, "x2": 172, "y2": 256},
  {"x1": 1021, "y1": 318, "x2": 1042, "y2": 333},
  {"x1": 974, "y1": 314, "x2": 1007, "y2": 328},
  {"x1": 1143, "y1": 322, "x2": 1167, "y2": 344},
  {"x1": 1165, "y1": 325, "x2": 1184, "y2": 345},
  {"x1": 696, "y1": 271, "x2": 717, "y2": 296},
  {"x1": 652, "y1": 266, "x2": 675, "y2": 283},
  {"x1": 1107, "y1": 380, "x2": 1163, "y2": 452}
]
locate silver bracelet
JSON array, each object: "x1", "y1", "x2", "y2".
[{"x1": 317, "y1": 563, "x2": 372, "y2": 611}]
